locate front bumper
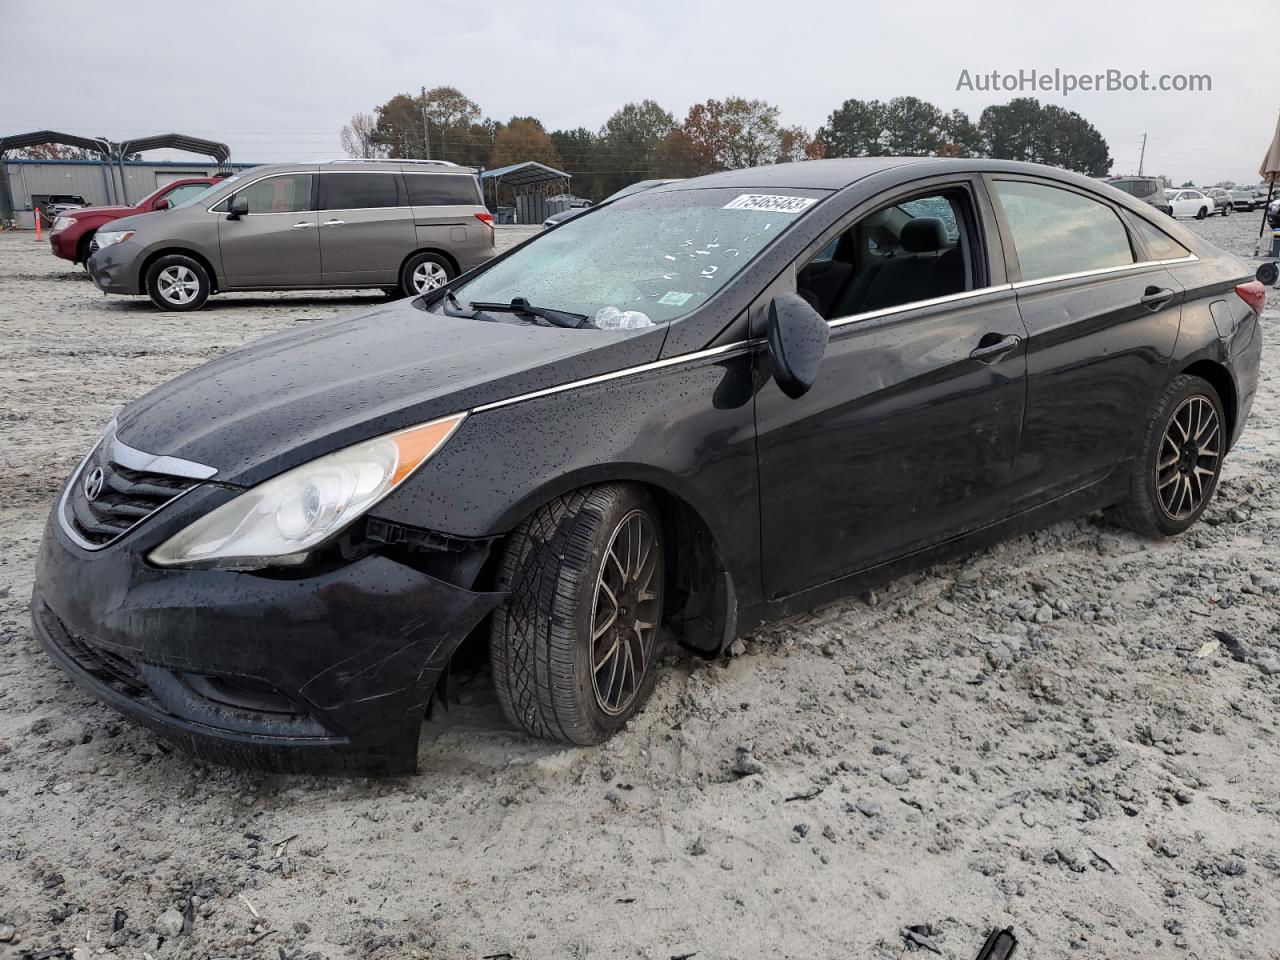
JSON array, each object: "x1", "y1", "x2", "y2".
[
  {"x1": 86, "y1": 242, "x2": 142, "y2": 295},
  {"x1": 32, "y1": 500, "x2": 503, "y2": 775},
  {"x1": 49, "y1": 229, "x2": 78, "y2": 261}
]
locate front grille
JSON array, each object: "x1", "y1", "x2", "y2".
[{"x1": 65, "y1": 456, "x2": 197, "y2": 547}]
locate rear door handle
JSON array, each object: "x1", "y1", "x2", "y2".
[
  {"x1": 1140, "y1": 286, "x2": 1175, "y2": 309},
  {"x1": 323, "y1": 219, "x2": 345, "y2": 226},
  {"x1": 969, "y1": 334, "x2": 1022, "y2": 363},
  {"x1": 290, "y1": 221, "x2": 313, "y2": 230}
]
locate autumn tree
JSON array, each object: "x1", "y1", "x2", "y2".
[
  {"x1": 369, "y1": 87, "x2": 487, "y2": 164},
  {"x1": 776, "y1": 126, "x2": 822, "y2": 163},
  {"x1": 488, "y1": 118, "x2": 562, "y2": 170},
  {"x1": 679, "y1": 97, "x2": 786, "y2": 174}
]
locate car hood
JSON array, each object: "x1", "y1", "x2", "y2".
[
  {"x1": 97, "y1": 209, "x2": 175, "y2": 234},
  {"x1": 68, "y1": 204, "x2": 137, "y2": 219},
  {"x1": 115, "y1": 300, "x2": 667, "y2": 486}
]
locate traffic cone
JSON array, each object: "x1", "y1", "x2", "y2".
[{"x1": 34, "y1": 210, "x2": 42, "y2": 242}]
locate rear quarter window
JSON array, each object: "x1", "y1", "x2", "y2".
[
  {"x1": 994, "y1": 180, "x2": 1134, "y2": 282},
  {"x1": 1131, "y1": 217, "x2": 1191, "y2": 261},
  {"x1": 405, "y1": 174, "x2": 481, "y2": 206}
]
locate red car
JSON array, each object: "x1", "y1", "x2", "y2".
[{"x1": 48, "y1": 177, "x2": 223, "y2": 265}]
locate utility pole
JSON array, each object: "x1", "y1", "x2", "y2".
[
  {"x1": 1138, "y1": 133, "x2": 1147, "y2": 176},
  {"x1": 420, "y1": 86, "x2": 431, "y2": 160}
]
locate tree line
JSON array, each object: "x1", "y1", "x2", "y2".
[{"x1": 341, "y1": 88, "x2": 1113, "y2": 201}]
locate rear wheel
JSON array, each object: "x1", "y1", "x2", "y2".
[
  {"x1": 1222, "y1": 203, "x2": 1232, "y2": 217},
  {"x1": 1195, "y1": 206, "x2": 1208, "y2": 220},
  {"x1": 490, "y1": 484, "x2": 665, "y2": 744},
  {"x1": 1106, "y1": 374, "x2": 1225, "y2": 537},
  {"x1": 399, "y1": 252, "x2": 453, "y2": 297},
  {"x1": 145, "y1": 254, "x2": 210, "y2": 311}
]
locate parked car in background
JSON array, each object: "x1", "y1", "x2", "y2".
[
  {"x1": 35, "y1": 157, "x2": 1263, "y2": 774},
  {"x1": 1268, "y1": 196, "x2": 1280, "y2": 229},
  {"x1": 1205, "y1": 188, "x2": 1234, "y2": 216},
  {"x1": 85, "y1": 160, "x2": 496, "y2": 310},
  {"x1": 1105, "y1": 176, "x2": 1173, "y2": 216},
  {"x1": 33, "y1": 194, "x2": 88, "y2": 222},
  {"x1": 1231, "y1": 187, "x2": 1263, "y2": 212},
  {"x1": 1165, "y1": 188, "x2": 1214, "y2": 219},
  {"x1": 542, "y1": 179, "x2": 682, "y2": 228},
  {"x1": 49, "y1": 178, "x2": 222, "y2": 265}
]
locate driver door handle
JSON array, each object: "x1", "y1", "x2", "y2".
[
  {"x1": 290, "y1": 221, "x2": 313, "y2": 230},
  {"x1": 1140, "y1": 286, "x2": 1175, "y2": 309},
  {"x1": 969, "y1": 333, "x2": 1022, "y2": 363},
  {"x1": 323, "y1": 219, "x2": 345, "y2": 226}
]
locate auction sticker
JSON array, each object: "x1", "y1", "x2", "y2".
[
  {"x1": 658, "y1": 291, "x2": 693, "y2": 306},
  {"x1": 723, "y1": 194, "x2": 818, "y2": 213}
]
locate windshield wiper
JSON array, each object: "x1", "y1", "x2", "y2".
[
  {"x1": 440, "y1": 289, "x2": 499, "y2": 323},
  {"x1": 468, "y1": 297, "x2": 589, "y2": 329}
]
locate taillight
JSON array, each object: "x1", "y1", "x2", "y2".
[
  {"x1": 1235, "y1": 280, "x2": 1266, "y2": 315},
  {"x1": 475, "y1": 212, "x2": 494, "y2": 226}
]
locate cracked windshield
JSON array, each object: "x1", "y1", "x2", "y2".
[{"x1": 449, "y1": 188, "x2": 823, "y2": 328}]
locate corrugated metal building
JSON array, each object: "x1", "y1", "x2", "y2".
[{"x1": 3, "y1": 159, "x2": 260, "y2": 227}]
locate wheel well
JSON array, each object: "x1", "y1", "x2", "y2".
[
  {"x1": 138, "y1": 248, "x2": 220, "y2": 294},
  {"x1": 399, "y1": 248, "x2": 460, "y2": 283},
  {"x1": 75, "y1": 230, "x2": 96, "y2": 261},
  {"x1": 1181, "y1": 359, "x2": 1237, "y2": 445},
  {"x1": 479, "y1": 480, "x2": 732, "y2": 655}
]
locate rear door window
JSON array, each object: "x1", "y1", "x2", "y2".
[
  {"x1": 405, "y1": 174, "x2": 480, "y2": 206},
  {"x1": 993, "y1": 180, "x2": 1134, "y2": 282},
  {"x1": 319, "y1": 173, "x2": 399, "y2": 210}
]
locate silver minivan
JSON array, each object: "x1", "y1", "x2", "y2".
[{"x1": 86, "y1": 160, "x2": 497, "y2": 311}]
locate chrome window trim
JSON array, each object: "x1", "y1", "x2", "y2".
[
  {"x1": 470, "y1": 341, "x2": 757, "y2": 414},
  {"x1": 1010, "y1": 253, "x2": 1199, "y2": 291},
  {"x1": 826, "y1": 284, "x2": 1015, "y2": 329}
]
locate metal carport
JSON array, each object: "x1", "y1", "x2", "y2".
[{"x1": 480, "y1": 161, "x2": 572, "y2": 224}]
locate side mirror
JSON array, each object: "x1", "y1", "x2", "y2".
[
  {"x1": 153, "y1": 198, "x2": 170, "y2": 211},
  {"x1": 226, "y1": 195, "x2": 249, "y2": 219},
  {"x1": 766, "y1": 292, "x2": 829, "y2": 399}
]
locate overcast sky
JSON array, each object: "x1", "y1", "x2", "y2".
[{"x1": 4, "y1": 0, "x2": 1276, "y2": 185}]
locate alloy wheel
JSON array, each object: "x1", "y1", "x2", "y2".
[
  {"x1": 412, "y1": 261, "x2": 449, "y2": 292},
  {"x1": 589, "y1": 509, "x2": 662, "y2": 716},
  {"x1": 1155, "y1": 395, "x2": 1221, "y2": 521},
  {"x1": 156, "y1": 265, "x2": 199, "y2": 305}
]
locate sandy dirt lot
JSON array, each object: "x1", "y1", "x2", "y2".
[{"x1": 1, "y1": 216, "x2": 1278, "y2": 960}]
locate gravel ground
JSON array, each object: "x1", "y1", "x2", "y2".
[{"x1": 1, "y1": 215, "x2": 1278, "y2": 960}]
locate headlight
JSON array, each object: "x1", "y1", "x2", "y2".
[
  {"x1": 51, "y1": 216, "x2": 74, "y2": 233},
  {"x1": 94, "y1": 230, "x2": 135, "y2": 248},
  {"x1": 148, "y1": 413, "x2": 465, "y2": 570}
]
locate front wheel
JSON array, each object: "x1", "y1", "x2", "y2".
[
  {"x1": 490, "y1": 484, "x2": 665, "y2": 744},
  {"x1": 399, "y1": 252, "x2": 453, "y2": 297},
  {"x1": 1106, "y1": 374, "x2": 1225, "y2": 537},
  {"x1": 146, "y1": 254, "x2": 210, "y2": 311},
  {"x1": 1222, "y1": 204, "x2": 1232, "y2": 217}
]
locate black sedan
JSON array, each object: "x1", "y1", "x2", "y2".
[{"x1": 33, "y1": 158, "x2": 1264, "y2": 774}]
